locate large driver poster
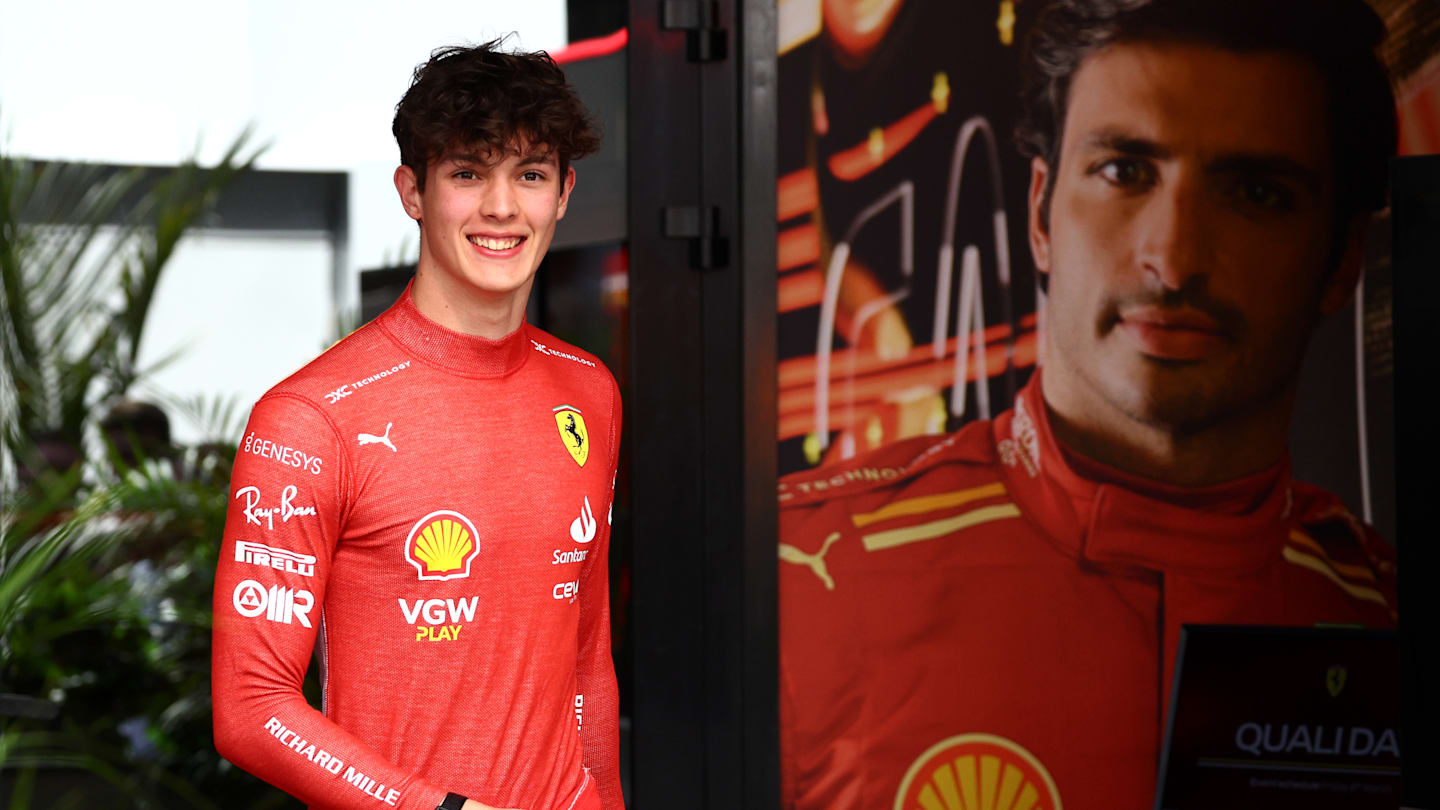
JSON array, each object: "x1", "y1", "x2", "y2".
[{"x1": 773, "y1": 1, "x2": 1437, "y2": 808}]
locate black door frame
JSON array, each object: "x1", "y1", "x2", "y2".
[
  {"x1": 1392, "y1": 155, "x2": 1440, "y2": 810},
  {"x1": 626, "y1": 0, "x2": 779, "y2": 806}
]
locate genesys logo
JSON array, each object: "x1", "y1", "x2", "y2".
[
  {"x1": 325, "y1": 361, "x2": 413, "y2": 405},
  {"x1": 235, "y1": 484, "x2": 318, "y2": 530},
  {"x1": 398, "y1": 596, "x2": 478, "y2": 642},
  {"x1": 233, "y1": 579, "x2": 314, "y2": 628},
  {"x1": 404, "y1": 510, "x2": 481, "y2": 581},
  {"x1": 236, "y1": 540, "x2": 316, "y2": 577},
  {"x1": 242, "y1": 431, "x2": 323, "y2": 476}
]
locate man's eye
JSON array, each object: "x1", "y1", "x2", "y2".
[
  {"x1": 522, "y1": 170, "x2": 544, "y2": 182},
  {"x1": 1096, "y1": 159, "x2": 1155, "y2": 188},
  {"x1": 1235, "y1": 180, "x2": 1294, "y2": 211},
  {"x1": 453, "y1": 170, "x2": 476, "y2": 181}
]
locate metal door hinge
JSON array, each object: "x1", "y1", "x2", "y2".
[
  {"x1": 661, "y1": 0, "x2": 727, "y2": 62},
  {"x1": 663, "y1": 205, "x2": 729, "y2": 270}
]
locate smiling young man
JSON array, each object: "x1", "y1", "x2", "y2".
[
  {"x1": 212, "y1": 42, "x2": 624, "y2": 810},
  {"x1": 777, "y1": 2, "x2": 1398, "y2": 809}
]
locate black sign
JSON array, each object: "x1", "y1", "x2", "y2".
[{"x1": 1156, "y1": 625, "x2": 1400, "y2": 809}]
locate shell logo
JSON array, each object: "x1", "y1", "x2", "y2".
[
  {"x1": 404, "y1": 510, "x2": 481, "y2": 581},
  {"x1": 894, "y1": 733, "x2": 1061, "y2": 810}
]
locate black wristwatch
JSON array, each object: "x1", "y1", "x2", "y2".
[{"x1": 437, "y1": 793, "x2": 467, "y2": 810}]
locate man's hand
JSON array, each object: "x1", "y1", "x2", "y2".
[{"x1": 462, "y1": 800, "x2": 524, "y2": 810}]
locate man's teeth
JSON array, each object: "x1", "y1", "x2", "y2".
[{"x1": 469, "y1": 235, "x2": 523, "y2": 250}]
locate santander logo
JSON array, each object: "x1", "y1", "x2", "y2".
[{"x1": 571, "y1": 497, "x2": 597, "y2": 544}]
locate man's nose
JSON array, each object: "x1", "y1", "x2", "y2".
[
  {"x1": 480, "y1": 178, "x2": 518, "y2": 220},
  {"x1": 1135, "y1": 175, "x2": 1212, "y2": 291}
]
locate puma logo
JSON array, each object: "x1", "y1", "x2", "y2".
[
  {"x1": 357, "y1": 422, "x2": 397, "y2": 452},
  {"x1": 778, "y1": 532, "x2": 842, "y2": 591}
]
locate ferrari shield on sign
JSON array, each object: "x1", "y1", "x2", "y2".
[
  {"x1": 553, "y1": 405, "x2": 589, "y2": 467},
  {"x1": 1326, "y1": 665, "x2": 1347, "y2": 698}
]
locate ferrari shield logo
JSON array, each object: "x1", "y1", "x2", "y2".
[
  {"x1": 1326, "y1": 665, "x2": 1347, "y2": 698},
  {"x1": 554, "y1": 405, "x2": 589, "y2": 467}
]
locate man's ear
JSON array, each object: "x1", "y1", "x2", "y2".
[
  {"x1": 556, "y1": 165, "x2": 577, "y2": 221},
  {"x1": 394, "y1": 165, "x2": 423, "y2": 221},
  {"x1": 1319, "y1": 216, "x2": 1368, "y2": 316},
  {"x1": 1027, "y1": 156, "x2": 1053, "y2": 276}
]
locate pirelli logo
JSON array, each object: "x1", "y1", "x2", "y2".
[{"x1": 236, "y1": 540, "x2": 316, "y2": 578}]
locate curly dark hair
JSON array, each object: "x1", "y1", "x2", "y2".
[
  {"x1": 392, "y1": 38, "x2": 601, "y2": 190},
  {"x1": 1016, "y1": 0, "x2": 1397, "y2": 233}
]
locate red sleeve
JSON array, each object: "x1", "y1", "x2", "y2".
[
  {"x1": 574, "y1": 379, "x2": 624, "y2": 808},
  {"x1": 211, "y1": 394, "x2": 448, "y2": 810},
  {"x1": 778, "y1": 649, "x2": 800, "y2": 810},
  {"x1": 777, "y1": 500, "x2": 815, "y2": 810}
]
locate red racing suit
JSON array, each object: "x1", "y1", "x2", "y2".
[
  {"x1": 212, "y1": 284, "x2": 623, "y2": 810},
  {"x1": 778, "y1": 373, "x2": 1396, "y2": 810}
]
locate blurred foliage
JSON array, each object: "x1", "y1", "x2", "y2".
[
  {"x1": 3, "y1": 456, "x2": 240, "y2": 809},
  {"x1": 1, "y1": 132, "x2": 304, "y2": 808},
  {"x1": 1, "y1": 133, "x2": 258, "y2": 459}
]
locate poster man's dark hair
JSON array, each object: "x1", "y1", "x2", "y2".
[{"x1": 1016, "y1": 0, "x2": 1397, "y2": 232}]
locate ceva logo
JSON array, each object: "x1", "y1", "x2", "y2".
[{"x1": 404, "y1": 510, "x2": 481, "y2": 581}]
